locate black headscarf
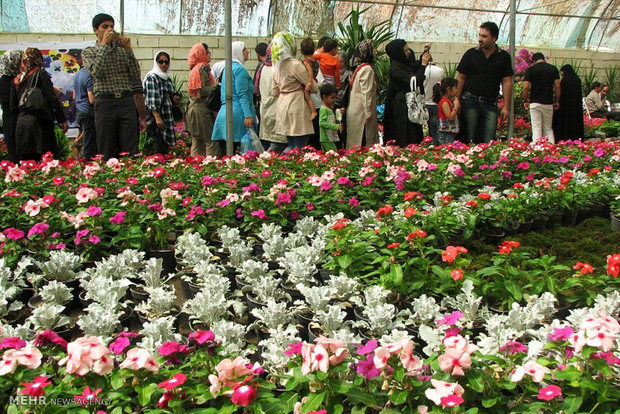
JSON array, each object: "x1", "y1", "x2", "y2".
[
  {"x1": 385, "y1": 39, "x2": 409, "y2": 65},
  {"x1": 560, "y1": 65, "x2": 579, "y2": 82}
]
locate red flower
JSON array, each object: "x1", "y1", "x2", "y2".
[
  {"x1": 21, "y1": 376, "x2": 51, "y2": 397},
  {"x1": 376, "y1": 205, "x2": 394, "y2": 219},
  {"x1": 607, "y1": 254, "x2": 620, "y2": 278},
  {"x1": 440, "y1": 394, "x2": 464, "y2": 408},
  {"x1": 332, "y1": 219, "x2": 349, "y2": 231},
  {"x1": 477, "y1": 192, "x2": 492, "y2": 200},
  {"x1": 451, "y1": 269, "x2": 464, "y2": 281},
  {"x1": 537, "y1": 384, "x2": 562, "y2": 401},
  {"x1": 442, "y1": 246, "x2": 467, "y2": 263},
  {"x1": 465, "y1": 200, "x2": 478, "y2": 207},
  {"x1": 0, "y1": 336, "x2": 26, "y2": 350},
  {"x1": 387, "y1": 242, "x2": 400, "y2": 249},
  {"x1": 573, "y1": 262, "x2": 594, "y2": 275},
  {"x1": 230, "y1": 384, "x2": 258, "y2": 406},
  {"x1": 158, "y1": 373, "x2": 187, "y2": 390},
  {"x1": 33, "y1": 330, "x2": 67, "y2": 350},
  {"x1": 404, "y1": 191, "x2": 421, "y2": 201},
  {"x1": 404, "y1": 207, "x2": 417, "y2": 217},
  {"x1": 407, "y1": 229, "x2": 427, "y2": 241},
  {"x1": 74, "y1": 386, "x2": 102, "y2": 406},
  {"x1": 499, "y1": 240, "x2": 520, "y2": 254},
  {"x1": 157, "y1": 391, "x2": 174, "y2": 409}
]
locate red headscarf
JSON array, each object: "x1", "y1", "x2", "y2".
[{"x1": 187, "y1": 43, "x2": 213, "y2": 98}]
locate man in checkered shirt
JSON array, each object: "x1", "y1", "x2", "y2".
[{"x1": 82, "y1": 13, "x2": 147, "y2": 160}]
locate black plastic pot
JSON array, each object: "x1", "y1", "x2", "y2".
[
  {"x1": 245, "y1": 293, "x2": 266, "y2": 312},
  {"x1": 281, "y1": 282, "x2": 303, "y2": 301},
  {"x1": 147, "y1": 248, "x2": 177, "y2": 276},
  {"x1": 517, "y1": 219, "x2": 533, "y2": 234},
  {"x1": 531, "y1": 214, "x2": 549, "y2": 232},
  {"x1": 129, "y1": 286, "x2": 149, "y2": 302},
  {"x1": 561, "y1": 210, "x2": 578, "y2": 226},
  {"x1": 548, "y1": 210, "x2": 563, "y2": 227},
  {"x1": 482, "y1": 230, "x2": 506, "y2": 245}
]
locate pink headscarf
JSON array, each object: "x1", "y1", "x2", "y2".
[{"x1": 188, "y1": 43, "x2": 213, "y2": 98}]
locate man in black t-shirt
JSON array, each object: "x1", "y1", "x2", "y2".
[
  {"x1": 522, "y1": 53, "x2": 560, "y2": 143},
  {"x1": 456, "y1": 21, "x2": 514, "y2": 143}
]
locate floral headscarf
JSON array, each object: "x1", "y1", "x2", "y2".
[
  {"x1": 21, "y1": 47, "x2": 44, "y2": 72},
  {"x1": 350, "y1": 39, "x2": 374, "y2": 67},
  {"x1": 0, "y1": 50, "x2": 23, "y2": 77},
  {"x1": 270, "y1": 32, "x2": 296, "y2": 67}
]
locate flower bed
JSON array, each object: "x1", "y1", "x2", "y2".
[{"x1": 1, "y1": 139, "x2": 619, "y2": 412}]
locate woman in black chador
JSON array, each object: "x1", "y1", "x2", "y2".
[
  {"x1": 0, "y1": 50, "x2": 23, "y2": 163},
  {"x1": 552, "y1": 64, "x2": 584, "y2": 140}
]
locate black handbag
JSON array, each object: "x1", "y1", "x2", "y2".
[
  {"x1": 170, "y1": 93, "x2": 184, "y2": 122},
  {"x1": 18, "y1": 71, "x2": 52, "y2": 120},
  {"x1": 206, "y1": 73, "x2": 223, "y2": 112}
]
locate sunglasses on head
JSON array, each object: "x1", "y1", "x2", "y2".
[{"x1": 157, "y1": 59, "x2": 169, "y2": 64}]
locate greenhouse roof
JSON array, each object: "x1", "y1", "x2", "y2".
[{"x1": 2, "y1": 0, "x2": 619, "y2": 51}]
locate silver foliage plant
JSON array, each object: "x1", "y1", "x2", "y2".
[
  {"x1": 176, "y1": 231, "x2": 213, "y2": 268},
  {"x1": 39, "y1": 281, "x2": 73, "y2": 305},
  {"x1": 138, "y1": 316, "x2": 181, "y2": 352},
  {"x1": 29, "y1": 250, "x2": 81, "y2": 285}
]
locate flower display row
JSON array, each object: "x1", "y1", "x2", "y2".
[{"x1": 0, "y1": 139, "x2": 618, "y2": 266}]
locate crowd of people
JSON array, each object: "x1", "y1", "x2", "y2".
[{"x1": 0, "y1": 15, "x2": 616, "y2": 162}]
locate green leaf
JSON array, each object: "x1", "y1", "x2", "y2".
[
  {"x1": 391, "y1": 264, "x2": 403, "y2": 285},
  {"x1": 302, "y1": 391, "x2": 326, "y2": 412},
  {"x1": 136, "y1": 383, "x2": 158, "y2": 406},
  {"x1": 467, "y1": 371, "x2": 485, "y2": 393},
  {"x1": 348, "y1": 388, "x2": 380, "y2": 406},
  {"x1": 552, "y1": 366, "x2": 581, "y2": 381},
  {"x1": 561, "y1": 396, "x2": 583, "y2": 414},
  {"x1": 111, "y1": 370, "x2": 125, "y2": 389},
  {"x1": 351, "y1": 406, "x2": 367, "y2": 414},
  {"x1": 389, "y1": 389, "x2": 408, "y2": 405},
  {"x1": 482, "y1": 397, "x2": 500, "y2": 408},
  {"x1": 337, "y1": 255, "x2": 353, "y2": 269},
  {"x1": 504, "y1": 280, "x2": 522, "y2": 301}
]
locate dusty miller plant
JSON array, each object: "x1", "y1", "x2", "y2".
[
  {"x1": 184, "y1": 287, "x2": 231, "y2": 326},
  {"x1": 326, "y1": 274, "x2": 359, "y2": 301},
  {"x1": 29, "y1": 251, "x2": 81, "y2": 285},
  {"x1": 138, "y1": 316, "x2": 181, "y2": 352},
  {"x1": 78, "y1": 303, "x2": 122, "y2": 339},
  {"x1": 278, "y1": 247, "x2": 318, "y2": 286},
  {"x1": 299, "y1": 285, "x2": 336, "y2": 314},
  {"x1": 136, "y1": 286, "x2": 177, "y2": 318},
  {"x1": 211, "y1": 320, "x2": 247, "y2": 356},
  {"x1": 80, "y1": 276, "x2": 131, "y2": 310},
  {"x1": 262, "y1": 235, "x2": 287, "y2": 261},
  {"x1": 138, "y1": 258, "x2": 173, "y2": 287},
  {"x1": 248, "y1": 275, "x2": 287, "y2": 303},
  {"x1": 27, "y1": 303, "x2": 71, "y2": 331},
  {"x1": 238, "y1": 259, "x2": 270, "y2": 283},
  {"x1": 217, "y1": 225, "x2": 242, "y2": 249},
  {"x1": 39, "y1": 281, "x2": 73, "y2": 305},
  {"x1": 229, "y1": 243, "x2": 253, "y2": 268},
  {"x1": 176, "y1": 231, "x2": 213, "y2": 268},
  {"x1": 441, "y1": 279, "x2": 482, "y2": 326},
  {"x1": 258, "y1": 325, "x2": 300, "y2": 373},
  {"x1": 314, "y1": 305, "x2": 352, "y2": 336},
  {"x1": 410, "y1": 294, "x2": 441, "y2": 325},
  {"x1": 251, "y1": 300, "x2": 292, "y2": 331},
  {"x1": 257, "y1": 222, "x2": 282, "y2": 242}
]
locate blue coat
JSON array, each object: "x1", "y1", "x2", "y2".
[{"x1": 211, "y1": 62, "x2": 256, "y2": 142}]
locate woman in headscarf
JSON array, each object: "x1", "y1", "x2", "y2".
[
  {"x1": 346, "y1": 40, "x2": 378, "y2": 149},
  {"x1": 15, "y1": 47, "x2": 67, "y2": 161},
  {"x1": 186, "y1": 43, "x2": 219, "y2": 157},
  {"x1": 211, "y1": 41, "x2": 255, "y2": 154},
  {"x1": 259, "y1": 45, "x2": 287, "y2": 153},
  {"x1": 0, "y1": 50, "x2": 23, "y2": 163},
  {"x1": 383, "y1": 39, "x2": 430, "y2": 146},
  {"x1": 143, "y1": 50, "x2": 178, "y2": 155},
  {"x1": 271, "y1": 32, "x2": 317, "y2": 152},
  {"x1": 552, "y1": 64, "x2": 584, "y2": 140}
]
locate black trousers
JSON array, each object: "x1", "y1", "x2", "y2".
[{"x1": 94, "y1": 96, "x2": 138, "y2": 160}]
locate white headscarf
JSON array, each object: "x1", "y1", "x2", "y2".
[
  {"x1": 232, "y1": 41, "x2": 246, "y2": 65},
  {"x1": 270, "y1": 32, "x2": 296, "y2": 68},
  {"x1": 145, "y1": 50, "x2": 171, "y2": 81},
  {"x1": 211, "y1": 60, "x2": 225, "y2": 80}
]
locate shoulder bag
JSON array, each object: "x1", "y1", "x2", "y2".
[
  {"x1": 406, "y1": 76, "x2": 429, "y2": 125},
  {"x1": 18, "y1": 70, "x2": 52, "y2": 121}
]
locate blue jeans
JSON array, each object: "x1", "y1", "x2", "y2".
[
  {"x1": 426, "y1": 104, "x2": 439, "y2": 144},
  {"x1": 461, "y1": 93, "x2": 498, "y2": 143},
  {"x1": 284, "y1": 135, "x2": 308, "y2": 152},
  {"x1": 76, "y1": 110, "x2": 97, "y2": 159}
]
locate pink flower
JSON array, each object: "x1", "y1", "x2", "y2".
[
  {"x1": 86, "y1": 206, "x2": 102, "y2": 217},
  {"x1": 109, "y1": 337, "x2": 131, "y2": 355},
  {"x1": 157, "y1": 391, "x2": 174, "y2": 409},
  {"x1": 109, "y1": 211, "x2": 127, "y2": 224},
  {"x1": 499, "y1": 340, "x2": 527, "y2": 355},
  {"x1": 21, "y1": 376, "x2": 51, "y2": 397},
  {"x1": 510, "y1": 360, "x2": 548, "y2": 383},
  {"x1": 158, "y1": 373, "x2": 187, "y2": 390},
  {"x1": 158, "y1": 341, "x2": 188, "y2": 357},
  {"x1": 230, "y1": 384, "x2": 258, "y2": 406},
  {"x1": 400, "y1": 340, "x2": 422, "y2": 373},
  {"x1": 188, "y1": 330, "x2": 215, "y2": 345},
  {"x1": 4, "y1": 228, "x2": 25, "y2": 241},
  {"x1": 309, "y1": 344, "x2": 330, "y2": 373},
  {"x1": 0, "y1": 337, "x2": 26, "y2": 350},
  {"x1": 0, "y1": 354, "x2": 17, "y2": 376},
  {"x1": 548, "y1": 326, "x2": 575, "y2": 342},
  {"x1": 119, "y1": 347, "x2": 160, "y2": 373},
  {"x1": 537, "y1": 384, "x2": 562, "y2": 401},
  {"x1": 250, "y1": 209, "x2": 267, "y2": 220},
  {"x1": 12, "y1": 347, "x2": 43, "y2": 369},
  {"x1": 438, "y1": 347, "x2": 472, "y2": 376},
  {"x1": 88, "y1": 234, "x2": 101, "y2": 244},
  {"x1": 357, "y1": 340, "x2": 378, "y2": 355},
  {"x1": 33, "y1": 330, "x2": 67, "y2": 350},
  {"x1": 74, "y1": 386, "x2": 102, "y2": 406},
  {"x1": 284, "y1": 342, "x2": 303, "y2": 356},
  {"x1": 440, "y1": 394, "x2": 464, "y2": 408},
  {"x1": 348, "y1": 197, "x2": 359, "y2": 206},
  {"x1": 436, "y1": 311, "x2": 464, "y2": 326},
  {"x1": 356, "y1": 354, "x2": 381, "y2": 379},
  {"x1": 60, "y1": 336, "x2": 114, "y2": 376},
  {"x1": 373, "y1": 346, "x2": 391, "y2": 369},
  {"x1": 27, "y1": 223, "x2": 49, "y2": 238},
  {"x1": 424, "y1": 379, "x2": 465, "y2": 406}
]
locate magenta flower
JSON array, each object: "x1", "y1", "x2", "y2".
[
  {"x1": 74, "y1": 229, "x2": 89, "y2": 245},
  {"x1": 230, "y1": 384, "x2": 258, "y2": 406},
  {"x1": 362, "y1": 176, "x2": 375, "y2": 186},
  {"x1": 250, "y1": 209, "x2": 267, "y2": 220},
  {"x1": 188, "y1": 330, "x2": 215, "y2": 345},
  {"x1": 86, "y1": 206, "x2": 102, "y2": 217},
  {"x1": 547, "y1": 326, "x2": 574, "y2": 342},
  {"x1": 158, "y1": 373, "x2": 187, "y2": 391},
  {"x1": 33, "y1": 330, "x2": 68, "y2": 350},
  {"x1": 88, "y1": 234, "x2": 101, "y2": 244},
  {"x1": 217, "y1": 199, "x2": 230, "y2": 207},
  {"x1": 440, "y1": 394, "x2": 465, "y2": 408},
  {"x1": 21, "y1": 376, "x2": 51, "y2": 397},
  {"x1": 357, "y1": 340, "x2": 378, "y2": 355},
  {"x1": 537, "y1": 384, "x2": 562, "y2": 401},
  {"x1": 356, "y1": 354, "x2": 381, "y2": 379},
  {"x1": 594, "y1": 149, "x2": 606, "y2": 157},
  {"x1": 499, "y1": 340, "x2": 527, "y2": 355},
  {"x1": 109, "y1": 211, "x2": 127, "y2": 224},
  {"x1": 27, "y1": 223, "x2": 49, "y2": 238},
  {"x1": 201, "y1": 176, "x2": 216, "y2": 186},
  {"x1": 0, "y1": 336, "x2": 26, "y2": 350},
  {"x1": 284, "y1": 342, "x2": 303, "y2": 356},
  {"x1": 306, "y1": 202, "x2": 315, "y2": 210},
  {"x1": 436, "y1": 311, "x2": 464, "y2": 326},
  {"x1": 74, "y1": 386, "x2": 102, "y2": 406},
  {"x1": 109, "y1": 337, "x2": 131, "y2": 355},
  {"x1": 337, "y1": 176, "x2": 352, "y2": 186},
  {"x1": 445, "y1": 327, "x2": 461, "y2": 338},
  {"x1": 275, "y1": 192, "x2": 292, "y2": 205},
  {"x1": 4, "y1": 228, "x2": 25, "y2": 241},
  {"x1": 348, "y1": 197, "x2": 359, "y2": 206}
]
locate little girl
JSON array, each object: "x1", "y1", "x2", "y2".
[
  {"x1": 300, "y1": 38, "x2": 319, "y2": 121},
  {"x1": 432, "y1": 77, "x2": 460, "y2": 145}
]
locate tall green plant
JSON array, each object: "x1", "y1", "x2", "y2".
[
  {"x1": 581, "y1": 66, "x2": 598, "y2": 96},
  {"x1": 604, "y1": 65, "x2": 618, "y2": 102},
  {"x1": 336, "y1": 6, "x2": 394, "y2": 63},
  {"x1": 443, "y1": 62, "x2": 458, "y2": 79}
]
